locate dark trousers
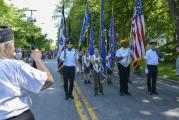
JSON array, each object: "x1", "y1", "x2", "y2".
[
  {"x1": 147, "y1": 65, "x2": 157, "y2": 92},
  {"x1": 118, "y1": 63, "x2": 130, "y2": 94},
  {"x1": 93, "y1": 70, "x2": 103, "y2": 93},
  {"x1": 6, "y1": 109, "x2": 35, "y2": 120},
  {"x1": 63, "y1": 66, "x2": 75, "y2": 96}
]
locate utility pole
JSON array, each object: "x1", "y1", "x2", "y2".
[
  {"x1": 27, "y1": 9, "x2": 37, "y2": 22},
  {"x1": 27, "y1": 9, "x2": 37, "y2": 17}
]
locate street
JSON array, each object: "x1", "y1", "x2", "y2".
[{"x1": 31, "y1": 60, "x2": 179, "y2": 120}]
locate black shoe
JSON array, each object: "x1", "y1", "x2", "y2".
[
  {"x1": 125, "y1": 92, "x2": 132, "y2": 96},
  {"x1": 88, "y1": 80, "x2": 91, "y2": 84},
  {"x1": 120, "y1": 92, "x2": 124, "y2": 96},
  {"x1": 153, "y1": 91, "x2": 159, "y2": 95},
  {"x1": 84, "y1": 80, "x2": 87, "y2": 84},
  {"x1": 100, "y1": 92, "x2": 104, "y2": 96},
  {"x1": 148, "y1": 91, "x2": 153, "y2": 95},
  {"x1": 65, "y1": 96, "x2": 69, "y2": 100},
  {"x1": 69, "y1": 95, "x2": 74, "y2": 99},
  {"x1": 128, "y1": 80, "x2": 133, "y2": 84},
  {"x1": 107, "y1": 81, "x2": 111, "y2": 84}
]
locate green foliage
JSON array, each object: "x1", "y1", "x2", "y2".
[
  {"x1": 0, "y1": 0, "x2": 51, "y2": 51},
  {"x1": 139, "y1": 59, "x2": 177, "y2": 80}
]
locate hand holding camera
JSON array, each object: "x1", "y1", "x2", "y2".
[{"x1": 31, "y1": 49, "x2": 42, "y2": 62}]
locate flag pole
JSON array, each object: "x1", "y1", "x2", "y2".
[{"x1": 86, "y1": 0, "x2": 89, "y2": 48}]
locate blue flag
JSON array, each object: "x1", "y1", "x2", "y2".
[
  {"x1": 100, "y1": 0, "x2": 106, "y2": 82},
  {"x1": 79, "y1": 0, "x2": 90, "y2": 46},
  {"x1": 59, "y1": 4, "x2": 66, "y2": 53},
  {"x1": 89, "y1": 24, "x2": 94, "y2": 56},
  {"x1": 109, "y1": 11, "x2": 114, "y2": 68},
  {"x1": 114, "y1": 32, "x2": 117, "y2": 53}
]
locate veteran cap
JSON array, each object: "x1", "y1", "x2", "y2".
[
  {"x1": 0, "y1": 25, "x2": 14, "y2": 43},
  {"x1": 149, "y1": 39, "x2": 157, "y2": 44}
]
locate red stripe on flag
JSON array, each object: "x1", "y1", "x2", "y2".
[{"x1": 135, "y1": 17, "x2": 142, "y2": 57}]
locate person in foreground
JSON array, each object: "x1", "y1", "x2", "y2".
[{"x1": 0, "y1": 25, "x2": 54, "y2": 120}]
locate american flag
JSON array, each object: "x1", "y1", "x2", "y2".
[{"x1": 131, "y1": 0, "x2": 145, "y2": 60}]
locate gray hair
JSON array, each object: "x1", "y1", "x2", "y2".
[
  {"x1": 0, "y1": 41, "x2": 13, "y2": 59},
  {"x1": 0, "y1": 26, "x2": 14, "y2": 59}
]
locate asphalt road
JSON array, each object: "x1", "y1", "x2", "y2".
[{"x1": 30, "y1": 60, "x2": 179, "y2": 120}]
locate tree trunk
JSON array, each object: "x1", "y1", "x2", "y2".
[
  {"x1": 167, "y1": 0, "x2": 179, "y2": 45},
  {"x1": 176, "y1": 16, "x2": 179, "y2": 46},
  {"x1": 176, "y1": 2, "x2": 179, "y2": 46}
]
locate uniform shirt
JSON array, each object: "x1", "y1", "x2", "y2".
[
  {"x1": 60, "y1": 48, "x2": 79, "y2": 67},
  {"x1": 0, "y1": 59, "x2": 47, "y2": 119},
  {"x1": 116, "y1": 47, "x2": 132, "y2": 67},
  {"x1": 106, "y1": 54, "x2": 111, "y2": 69},
  {"x1": 83, "y1": 54, "x2": 91, "y2": 67},
  {"x1": 16, "y1": 51, "x2": 22, "y2": 60},
  {"x1": 91, "y1": 54, "x2": 101, "y2": 73},
  {"x1": 145, "y1": 48, "x2": 159, "y2": 65}
]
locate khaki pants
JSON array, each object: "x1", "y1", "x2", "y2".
[{"x1": 93, "y1": 70, "x2": 103, "y2": 94}]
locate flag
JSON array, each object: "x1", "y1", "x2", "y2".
[
  {"x1": 131, "y1": 0, "x2": 146, "y2": 60},
  {"x1": 89, "y1": 23, "x2": 94, "y2": 56},
  {"x1": 109, "y1": 9, "x2": 115, "y2": 68},
  {"x1": 100, "y1": 0, "x2": 106, "y2": 82},
  {"x1": 68, "y1": 17, "x2": 73, "y2": 41},
  {"x1": 79, "y1": 0, "x2": 90, "y2": 46},
  {"x1": 59, "y1": 4, "x2": 66, "y2": 53},
  {"x1": 113, "y1": 33, "x2": 117, "y2": 53}
]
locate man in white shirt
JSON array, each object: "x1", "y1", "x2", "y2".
[
  {"x1": 0, "y1": 25, "x2": 53, "y2": 120},
  {"x1": 60, "y1": 40, "x2": 79, "y2": 100},
  {"x1": 145, "y1": 39, "x2": 164, "y2": 95},
  {"x1": 116, "y1": 39, "x2": 132, "y2": 96}
]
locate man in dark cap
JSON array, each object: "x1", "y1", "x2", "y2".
[
  {"x1": 60, "y1": 39, "x2": 79, "y2": 100},
  {"x1": 0, "y1": 25, "x2": 54, "y2": 120},
  {"x1": 145, "y1": 39, "x2": 164, "y2": 95}
]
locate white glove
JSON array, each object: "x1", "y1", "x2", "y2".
[
  {"x1": 145, "y1": 68, "x2": 148, "y2": 74},
  {"x1": 160, "y1": 58, "x2": 164, "y2": 61}
]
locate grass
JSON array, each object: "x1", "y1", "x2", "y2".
[
  {"x1": 157, "y1": 62, "x2": 177, "y2": 80},
  {"x1": 136, "y1": 60, "x2": 178, "y2": 81}
]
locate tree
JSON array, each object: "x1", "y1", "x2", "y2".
[
  {"x1": 0, "y1": 0, "x2": 52, "y2": 51},
  {"x1": 167, "y1": 0, "x2": 179, "y2": 46}
]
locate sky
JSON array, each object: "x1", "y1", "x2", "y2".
[{"x1": 5, "y1": 0, "x2": 61, "y2": 43}]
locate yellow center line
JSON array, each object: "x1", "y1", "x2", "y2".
[
  {"x1": 74, "y1": 81, "x2": 99, "y2": 120},
  {"x1": 73, "y1": 88, "x2": 88, "y2": 120}
]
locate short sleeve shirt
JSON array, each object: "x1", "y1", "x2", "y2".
[
  {"x1": 144, "y1": 49, "x2": 159, "y2": 65},
  {"x1": 116, "y1": 47, "x2": 132, "y2": 67},
  {"x1": 0, "y1": 59, "x2": 47, "y2": 119},
  {"x1": 60, "y1": 48, "x2": 79, "y2": 67}
]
